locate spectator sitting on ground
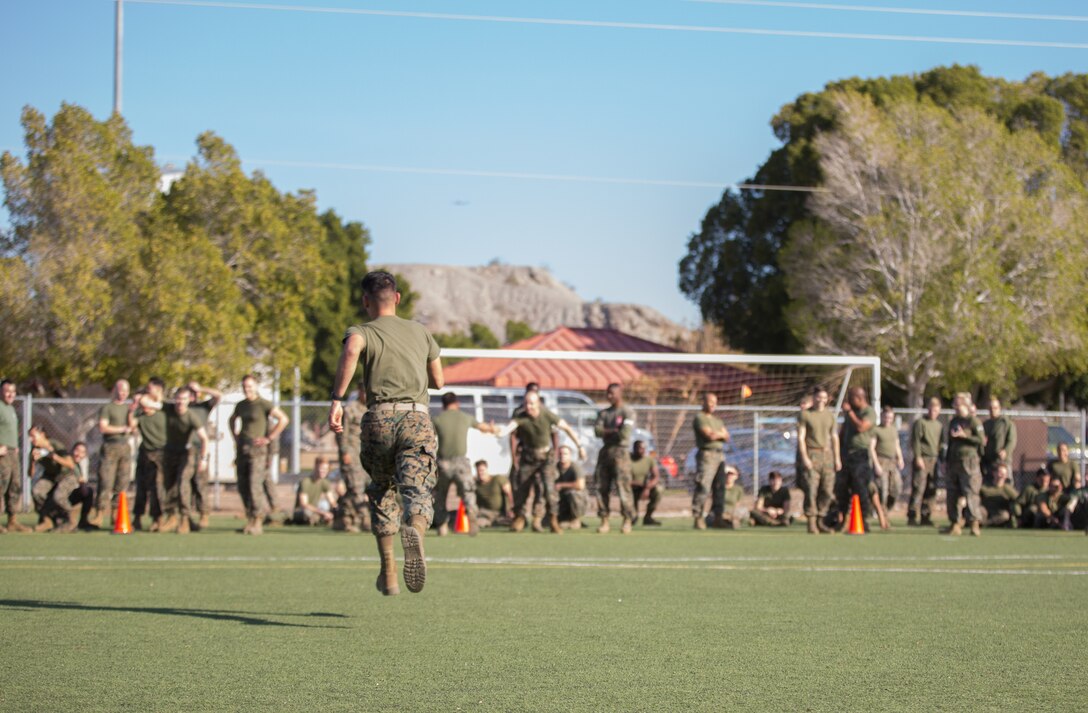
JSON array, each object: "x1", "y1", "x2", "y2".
[
  {"x1": 292, "y1": 457, "x2": 336, "y2": 526},
  {"x1": 750, "y1": 470, "x2": 792, "y2": 527},
  {"x1": 1036, "y1": 476, "x2": 1071, "y2": 531},
  {"x1": 69, "y1": 441, "x2": 98, "y2": 531},
  {"x1": 629, "y1": 440, "x2": 663, "y2": 526},
  {"x1": 1065, "y1": 472, "x2": 1088, "y2": 532},
  {"x1": 28, "y1": 426, "x2": 81, "y2": 533},
  {"x1": 979, "y1": 463, "x2": 1019, "y2": 528},
  {"x1": 1017, "y1": 469, "x2": 1050, "y2": 528},
  {"x1": 474, "y1": 460, "x2": 513, "y2": 529},
  {"x1": 709, "y1": 465, "x2": 747, "y2": 529},
  {"x1": 554, "y1": 445, "x2": 588, "y2": 529}
]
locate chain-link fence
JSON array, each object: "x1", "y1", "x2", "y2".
[{"x1": 10, "y1": 395, "x2": 1085, "y2": 510}]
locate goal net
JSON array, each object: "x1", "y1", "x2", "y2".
[{"x1": 436, "y1": 344, "x2": 880, "y2": 494}]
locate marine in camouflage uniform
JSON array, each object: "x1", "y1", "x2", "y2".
[
  {"x1": 555, "y1": 445, "x2": 588, "y2": 528},
  {"x1": 329, "y1": 271, "x2": 442, "y2": 596},
  {"x1": 982, "y1": 397, "x2": 1016, "y2": 484},
  {"x1": 153, "y1": 389, "x2": 209, "y2": 534},
  {"x1": 838, "y1": 387, "x2": 877, "y2": 528},
  {"x1": 431, "y1": 392, "x2": 498, "y2": 536},
  {"x1": 230, "y1": 376, "x2": 290, "y2": 535},
  {"x1": 0, "y1": 379, "x2": 28, "y2": 533},
  {"x1": 629, "y1": 439, "x2": 663, "y2": 526},
  {"x1": 870, "y1": 407, "x2": 904, "y2": 512},
  {"x1": 692, "y1": 392, "x2": 730, "y2": 530},
  {"x1": 593, "y1": 383, "x2": 637, "y2": 534},
  {"x1": 180, "y1": 382, "x2": 221, "y2": 531},
  {"x1": 131, "y1": 379, "x2": 168, "y2": 531},
  {"x1": 797, "y1": 386, "x2": 839, "y2": 534},
  {"x1": 90, "y1": 379, "x2": 134, "y2": 527},
  {"x1": 942, "y1": 393, "x2": 985, "y2": 536},
  {"x1": 28, "y1": 427, "x2": 80, "y2": 533},
  {"x1": 908, "y1": 397, "x2": 943, "y2": 526},
  {"x1": 979, "y1": 463, "x2": 1019, "y2": 528},
  {"x1": 1047, "y1": 443, "x2": 1080, "y2": 490},
  {"x1": 335, "y1": 389, "x2": 370, "y2": 532},
  {"x1": 710, "y1": 465, "x2": 746, "y2": 529}
]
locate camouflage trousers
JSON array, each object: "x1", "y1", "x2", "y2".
[
  {"x1": 692, "y1": 449, "x2": 724, "y2": 517},
  {"x1": 182, "y1": 449, "x2": 210, "y2": 516},
  {"x1": 946, "y1": 451, "x2": 982, "y2": 525},
  {"x1": 435, "y1": 456, "x2": 476, "y2": 527},
  {"x1": 95, "y1": 441, "x2": 132, "y2": 515},
  {"x1": 631, "y1": 482, "x2": 662, "y2": 521},
  {"x1": 360, "y1": 410, "x2": 437, "y2": 537},
  {"x1": 32, "y1": 474, "x2": 79, "y2": 522},
  {"x1": 236, "y1": 440, "x2": 270, "y2": 519},
  {"x1": 336, "y1": 456, "x2": 370, "y2": 528},
  {"x1": 512, "y1": 451, "x2": 558, "y2": 520},
  {"x1": 802, "y1": 448, "x2": 836, "y2": 518},
  {"x1": 909, "y1": 456, "x2": 938, "y2": 521},
  {"x1": 133, "y1": 448, "x2": 165, "y2": 520},
  {"x1": 874, "y1": 456, "x2": 902, "y2": 511},
  {"x1": 162, "y1": 449, "x2": 192, "y2": 519},
  {"x1": 596, "y1": 446, "x2": 635, "y2": 520},
  {"x1": 0, "y1": 448, "x2": 22, "y2": 515},
  {"x1": 558, "y1": 489, "x2": 588, "y2": 523}
]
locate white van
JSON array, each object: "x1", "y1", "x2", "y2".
[{"x1": 428, "y1": 386, "x2": 655, "y2": 474}]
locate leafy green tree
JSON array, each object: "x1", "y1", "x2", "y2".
[
  {"x1": 780, "y1": 92, "x2": 1088, "y2": 407},
  {"x1": 679, "y1": 66, "x2": 1088, "y2": 360},
  {"x1": 504, "y1": 320, "x2": 536, "y2": 345}
]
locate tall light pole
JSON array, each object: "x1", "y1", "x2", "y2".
[{"x1": 113, "y1": 0, "x2": 123, "y2": 115}]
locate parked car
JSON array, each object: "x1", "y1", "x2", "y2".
[{"x1": 683, "y1": 419, "x2": 799, "y2": 489}]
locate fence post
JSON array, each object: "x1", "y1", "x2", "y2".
[
  {"x1": 21, "y1": 394, "x2": 32, "y2": 510},
  {"x1": 752, "y1": 410, "x2": 761, "y2": 498},
  {"x1": 291, "y1": 366, "x2": 301, "y2": 477}
]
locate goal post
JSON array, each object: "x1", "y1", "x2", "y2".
[{"x1": 437, "y1": 347, "x2": 881, "y2": 495}]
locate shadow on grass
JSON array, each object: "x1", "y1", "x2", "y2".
[{"x1": 0, "y1": 599, "x2": 351, "y2": 628}]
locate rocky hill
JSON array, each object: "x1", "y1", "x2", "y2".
[{"x1": 382, "y1": 263, "x2": 691, "y2": 347}]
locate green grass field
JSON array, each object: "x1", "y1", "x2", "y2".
[{"x1": 1, "y1": 516, "x2": 1085, "y2": 712}]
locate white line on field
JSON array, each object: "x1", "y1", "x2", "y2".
[{"x1": 0, "y1": 554, "x2": 1074, "y2": 564}]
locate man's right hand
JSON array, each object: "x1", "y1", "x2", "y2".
[
  {"x1": 802, "y1": 458, "x2": 813, "y2": 470},
  {"x1": 0, "y1": 445, "x2": 7, "y2": 457},
  {"x1": 329, "y1": 402, "x2": 344, "y2": 433}
]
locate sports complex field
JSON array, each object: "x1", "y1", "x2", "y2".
[{"x1": 1, "y1": 514, "x2": 1085, "y2": 712}]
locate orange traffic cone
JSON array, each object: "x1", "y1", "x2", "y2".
[
  {"x1": 113, "y1": 491, "x2": 132, "y2": 535},
  {"x1": 454, "y1": 499, "x2": 470, "y2": 534},
  {"x1": 845, "y1": 494, "x2": 865, "y2": 535}
]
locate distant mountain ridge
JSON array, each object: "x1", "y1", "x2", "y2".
[{"x1": 382, "y1": 263, "x2": 691, "y2": 347}]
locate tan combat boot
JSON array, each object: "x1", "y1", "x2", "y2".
[
  {"x1": 401, "y1": 516, "x2": 428, "y2": 594},
  {"x1": 7, "y1": 514, "x2": 30, "y2": 533},
  {"x1": 86, "y1": 508, "x2": 102, "y2": 527},
  {"x1": 807, "y1": 516, "x2": 819, "y2": 534},
  {"x1": 178, "y1": 517, "x2": 190, "y2": 535},
  {"x1": 159, "y1": 514, "x2": 179, "y2": 533},
  {"x1": 970, "y1": 521, "x2": 981, "y2": 537},
  {"x1": 198, "y1": 513, "x2": 210, "y2": 530},
  {"x1": 597, "y1": 517, "x2": 611, "y2": 534},
  {"x1": 549, "y1": 514, "x2": 562, "y2": 534},
  {"x1": 620, "y1": 517, "x2": 633, "y2": 535},
  {"x1": 34, "y1": 517, "x2": 55, "y2": 533},
  {"x1": 943, "y1": 521, "x2": 962, "y2": 536},
  {"x1": 510, "y1": 515, "x2": 526, "y2": 533},
  {"x1": 530, "y1": 516, "x2": 545, "y2": 533},
  {"x1": 149, "y1": 516, "x2": 162, "y2": 532},
  {"x1": 437, "y1": 522, "x2": 450, "y2": 537},
  {"x1": 694, "y1": 515, "x2": 707, "y2": 530},
  {"x1": 250, "y1": 517, "x2": 264, "y2": 535},
  {"x1": 374, "y1": 534, "x2": 400, "y2": 596},
  {"x1": 54, "y1": 518, "x2": 77, "y2": 534}
]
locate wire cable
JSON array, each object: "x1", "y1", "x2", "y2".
[{"x1": 685, "y1": 0, "x2": 1088, "y2": 24}]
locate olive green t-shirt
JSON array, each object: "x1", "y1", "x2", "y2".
[
  {"x1": 799, "y1": 409, "x2": 835, "y2": 450},
  {"x1": 345, "y1": 316, "x2": 440, "y2": 407},
  {"x1": 164, "y1": 404, "x2": 202, "y2": 453},
  {"x1": 476, "y1": 475, "x2": 509, "y2": 512},
  {"x1": 842, "y1": 406, "x2": 876, "y2": 455},
  {"x1": 557, "y1": 462, "x2": 584, "y2": 486},
  {"x1": 38, "y1": 439, "x2": 75, "y2": 481},
  {"x1": 0, "y1": 401, "x2": 18, "y2": 449},
  {"x1": 187, "y1": 401, "x2": 213, "y2": 447},
  {"x1": 629, "y1": 455, "x2": 656, "y2": 486},
  {"x1": 232, "y1": 398, "x2": 274, "y2": 441},
  {"x1": 432, "y1": 409, "x2": 478, "y2": 460},
  {"x1": 99, "y1": 402, "x2": 131, "y2": 444},
  {"x1": 1047, "y1": 460, "x2": 1078, "y2": 490},
  {"x1": 295, "y1": 475, "x2": 333, "y2": 509},
  {"x1": 595, "y1": 405, "x2": 635, "y2": 448},
  {"x1": 947, "y1": 415, "x2": 984, "y2": 460},
  {"x1": 983, "y1": 416, "x2": 1016, "y2": 462},
  {"x1": 911, "y1": 417, "x2": 943, "y2": 459},
  {"x1": 723, "y1": 484, "x2": 745, "y2": 511},
  {"x1": 980, "y1": 484, "x2": 1018, "y2": 514},
  {"x1": 136, "y1": 410, "x2": 167, "y2": 451},
  {"x1": 693, "y1": 412, "x2": 725, "y2": 452},
  {"x1": 871, "y1": 425, "x2": 899, "y2": 460},
  {"x1": 757, "y1": 484, "x2": 790, "y2": 510},
  {"x1": 515, "y1": 410, "x2": 560, "y2": 451}
]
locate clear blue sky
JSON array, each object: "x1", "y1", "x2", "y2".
[{"x1": 3, "y1": 0, "x2": 1086, "y2": 327}]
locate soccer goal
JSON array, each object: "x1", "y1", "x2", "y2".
[{"x1": 436, "y1": 344, "x2": 880, "y2": 494}]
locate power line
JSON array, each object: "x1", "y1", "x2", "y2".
[
  {"x1": 192, "y1": 156, "x2": 828, "y2": 193},
  {"x1": 685, "y1": 0, "x2": 1088, "y2": 23},
  {"x1": 125, "y1": 0, "x2": 1088, "y2": 50}
]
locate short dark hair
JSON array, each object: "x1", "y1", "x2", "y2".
[
  {"x1": 241, "y1": 374, "x2": 257, "y2": 385},
  {"x1": 1036, "y1": 467, "x2": 1049, "y2": 478},
  {"x1": 361, "y1": 271, "x2": 397, "y2": 299},
  {"x1": 811, "y1": 385, "x2": 828, "y2": 396},
  {"x1": 0, "y1": 379, "x2": 13, "y2": 389},
  {"x1": 442, "y1": 392, "x2": 458, "y2": 408},
  {"x1": 633, "y1": 439, "x2": 645, "y2": 449},
  {"x1": 769, "y1": 470, "x2": 783, "y2": 480},
  {"x1": 148, "y1": 377, "x2": 165, "y2": 389},
  {"x1": 607, "y1": 383, "x2": 621, "y2": 393},
  {"x1": 72, "y1": 441, "x2": 87, "y2": 450},
  {"x1": 525, "y1": 382, "x2": 540, "y2": 393},
  {"x1": 314, "y1": 456, "x2": 328, "y2": 467},
  {"x1": 474, "y1": 460, "x2": 488, "y2": 469}
]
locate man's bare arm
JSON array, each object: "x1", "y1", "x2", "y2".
[
  {"x1": 329, "y1": 333, "x2": 364, "y2": 433},
  {"x1": 428, "y1": 357, "x2": 444, "y2": 390},
  {"x1": 557, "y1": 420, "x2": 587, "y2": 460}
]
